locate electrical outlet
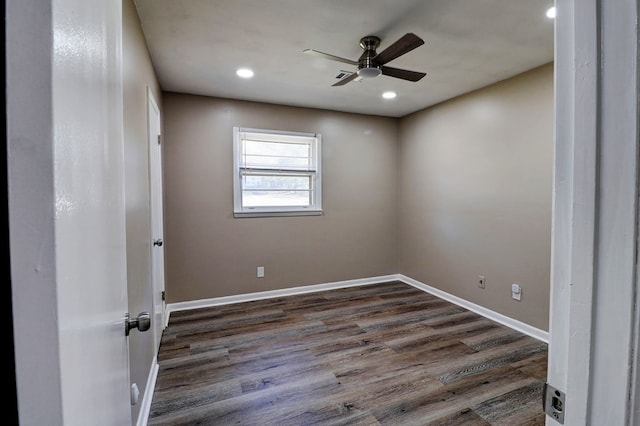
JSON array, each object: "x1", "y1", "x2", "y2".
[
  {"x1": 478, "y1": 275, "x2": 486, "y2": 289},
  {"x1": 512, "y1": 283, "x2": 522, "y2": 301},
  {"x1": 257, "y1": 266, "x2": 264, "y2": 278}
]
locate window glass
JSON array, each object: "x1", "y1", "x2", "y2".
[{"x1": 233, "y1": 127, "x2": 322, "y2": 217}]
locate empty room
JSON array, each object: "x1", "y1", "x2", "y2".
[
  {"x1": 141, "y1": 0, "x2": 553, "y2": 424},
  {"x1": 8, "y1": 0, "x2": 640, "y2": 425}
]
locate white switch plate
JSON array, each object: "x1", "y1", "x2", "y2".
[
  {"x1": 257, "y1": 266, "x2": 264, "y2": 278},
  {"x1": 511, "y1": 283, "x2": 521, "y2": 301}
]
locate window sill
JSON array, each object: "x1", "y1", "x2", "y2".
[{"x1": 233, "y1": 209, "x2": 323, "y2": 218}]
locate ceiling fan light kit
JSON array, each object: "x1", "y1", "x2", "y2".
[
  {"x1": 358, "y1": 67, "x2": 382, "y2": 78},
  {"x1": 304, "y1": 32, "x2": 427, "y2": 87}
]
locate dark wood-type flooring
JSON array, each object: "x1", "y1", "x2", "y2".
[{"x1": 148, "y1": 281, "x2": 548, "y2": 425}]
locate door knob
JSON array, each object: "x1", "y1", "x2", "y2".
[
  {"x1": 125, "y1": 312, "x2": 151, "y2": 336},
  {"x1": 153, "y1": 239, "x2": 163, "y2": 247}
]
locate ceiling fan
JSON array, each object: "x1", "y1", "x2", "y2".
[{"x1": 303, "y1": 33, "x2": 427, "y2": 87}]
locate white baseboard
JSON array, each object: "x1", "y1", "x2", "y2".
[
  {"x1": 136, "y1": 357, "x2": 159, "y2": 426},
  {"x1": 165, "y1": 274, "x2": 399, "y2": 322},
  {"x1": 164, "y1": 273, "x2": 548, "y2": 343},
  {"x1": 397, "y1": 274, "x2": 549, "y2": 343}
]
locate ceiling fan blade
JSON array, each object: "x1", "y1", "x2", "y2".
[
  {"x1": 332, "y1": 72, "x2": 359, "y2": 86},
  {"x1": 303, "y1": 49, "x2": 358, "y2": 66},
  {"x1": 380, "y1": 66, "x2": 426, "y2": 82},
  {"x1": 373, "y1": 33, "x2": 424, "y2": 65}
]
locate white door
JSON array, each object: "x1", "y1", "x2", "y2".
[
  {"x1": 148, "y1": 87, "x2": 167, "y2": 351},
  {"x1": 8, "y1": 0, "x2": 132, "y2": 424},
  {"x1": 55, "y1": 2, "x2": 133, "y2": 424}
]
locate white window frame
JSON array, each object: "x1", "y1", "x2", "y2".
[{"x1": 233, "y1": 127, "x2": 322, "y2": 218}]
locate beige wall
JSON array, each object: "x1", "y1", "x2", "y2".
[
  {"x1": 122, "y1": 0, "x2": 163, "y2": 422},
  {"x1": 162, "y1": 94, "x2": 399, "y2": 302},
  {"x1": 398, "y1": 63, "x2": 553, "y2": 330},
  {"x1": 161, "y1": 64, "x2": 553, "y2": 331}
]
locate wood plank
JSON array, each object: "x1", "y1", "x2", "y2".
[{"x1": 148, "y1": 281, "x2": 547, "y2": 425}]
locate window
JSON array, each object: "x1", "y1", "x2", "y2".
[{"x1": 233, "y1": 127, "x2": 322, "y2": 217}]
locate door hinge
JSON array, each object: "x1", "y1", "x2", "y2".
[
  {"x1": 157, "y1": 134, "x2": 161, "y2": 145},
  {"x1": 161, "y1": 290, "x2": 165, "y2": 301},
  {"x1": 543, "y1": 382, "x2": 565, "y2": 424}
]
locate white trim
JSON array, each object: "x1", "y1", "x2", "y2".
[
  {"x1": 397, "y1": 275, "x2": 549, "y2": 343},
  {"x1": 233, "y1": 209, "x2": 323, "y2": 218},
  {"x1": 237, "y1": 127, "x2": 317, "y2": 140},
  {"x1": 165, "y1": 274, "x2": 548, "y2": 343},
  {"x1": 164, "y1": 275, "x2": 398, "y2": 326},
  {"x1": 135, "y1": 357, "x2": 159, "y2": 426},
  {"x1": 548, "y1": 1, "x2": 640, "y2": 425}
]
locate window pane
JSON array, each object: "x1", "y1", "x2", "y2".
[
  {"x1": 245, "y1": 140, "x2": 309, "y2": 157},
  {"x1": 242, "y1": 140, "x2": 312, "y2": 170},
  {"x1": 242, "y1": 190, "x2": 311, "y2": 207},
  {"x1": 241, "y1": 174, "x2": 312, "y2": 207},
  {"x1": 243, "y1": 175, "x2": 310, "y2": 190},
  {"x1": 242, "y1": 155, "x2": 310, "y2": 169}
]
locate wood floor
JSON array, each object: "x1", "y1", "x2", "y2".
[{"x1": 147, "y1": 281, "x2": 548, "y2": 425}]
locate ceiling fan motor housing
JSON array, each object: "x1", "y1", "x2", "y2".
[{"x1": 357, "y1": 35, "x2": 382, "y2": 78}]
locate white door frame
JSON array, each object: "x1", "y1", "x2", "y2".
[
  {"x1": 548, "y1": 0, "x2": 640, "y2": 424},
  {"x1": 147, "y1": 87, "x2": 166, "y2": 352}
]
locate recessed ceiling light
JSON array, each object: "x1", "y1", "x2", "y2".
[
  {"x1": 382, "y1": 91, "x2": 397, "y2": 100},
  {"x1": 546, "y1": 6, "x2": 556, "y2": 19},
  {"x1": 236, "y1": 68, "x2": 254, "y2": 78}
]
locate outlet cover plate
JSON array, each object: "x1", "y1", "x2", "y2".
[
  {"x1": 478, "y1": 275, "x2": 486, "y2": 289},
  {"x1": 511, "y1": 283, "x2": 521, "y2": 300}
]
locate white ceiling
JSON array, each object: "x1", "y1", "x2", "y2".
[{"x1": 134, "y1": 0, "x2": 555, "y2": 118}]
